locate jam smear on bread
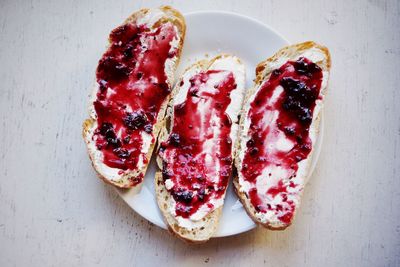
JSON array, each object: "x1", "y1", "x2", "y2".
[
  {"x1": 92, "y1": 21, "x2": 178, "y2": 184},
  {"x1": 159, "y1": 70, "x2": 237, "y2": 218},
  {"x1": 241, "y1": 57, "x2": 323, "y2": 224}
]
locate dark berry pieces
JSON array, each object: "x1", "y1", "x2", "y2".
[
  {"x1": 110, "y1": 24, "x2": 129, "y2": 42},
  {"x1": 220, "y1": 155, "x2": 232, "y2": 163},
  {"x1": 109, "y1": 24, "x2": 140, "y2": 44},
  {"x1": 284, "y1": 126, "x2": 296, "y2": 135},
  {"x1": 197, "y1": 187, "x2": 206, "y2": 201},
  {"x1": 196, "y1": 175, "x2": 204, "y2": 181},
  {"x1": 189, "y1": 88, "x2": 199, "y2": 96},
  {"x1": 220, "y1": 168, "x2": 230, "y2": 177},
  {"x1": 294, "y1": 57, "x2": 321, "y2": 76},
  {"x1": 123, "y1": 135, "x2": 131, "y2": 144},
  {"x1": 189, "y1": 78, "x2": 195, "y2": 87},
  {"x1": 98, "y1": 79, "x2": 108, "y2": 91},
  {"x1": 215, "y1": 102, "x2": 223, "y2": 109},
  {"x1": 280, "y1": 77, "x2": 315, "y2": 124},
  {"x1": 278, "y1": 79, "x2": 317, "y2": 103},
  {"x1": 158, "y1": 143, "x2": 166, "y2": 153},
  {"x1": 168, "y1": 51, "x2": 176, "y2": 58},
  {"x1": 280, "y1": 77, "x2": 308, "y2": 94},
  {"x1": 242, "y1": 163, "x2": 248, "y2": 170},
  {"x1": 217, "y1": 185, "x2": 226, "y2": 191},
  {"x1": 99, "y1": 122, "x2": 114, "y2": 137},
  {"x1": 282, "y1": 96, "x2": 300, "y2": 111},
  {"x1": 222, "y1": 115, "x2": 232, "y2": 127},
  {"x1": 98, "y1": 123, "x2": 120, "y2": 147},
  {"x1": 280, "y1": 77, "x2": 297, "y2": 90},
  {"x1": 123, "y1": 44, "x2": 133, "y2": 58},
  {"x1": 295, "y1": 155, "x2": 303, "y2": 162},
  {"x1": 308, "y1": 61, "x2": 322, "y2": 73},
  {"x1": 296, "y1": 135, "x2": 303, "y2": 143},
  {"x1": 113, "y1": 147, "x2": 130, "y2": 158},
  {"x1": 97, "y1": 56, "x2": 131, "y2": 84},
  {"x1": 249, "y1": 147, "x2": 259, "y2": 156},
  {"x1": 298, "y1": 107, "x2": 312, "y2": 123},
  {"x1": 107, "y1": 136, "x2": 121, "y2": 148},
  {"x1": 169, "y1": 133, "x2": 181, "y2": 147},
  {"x1": 255, "y1": 205, "x2": 264, "y2": 212},
  {"x1": 294, "y1": 57, "x2": 309, "y2": 75},
  {"x1": 300, "y1": 143, "x2": 311, "y2": 151},
  {"x1": 174, "y1": 103, "x2": 185, "y2": 113},
  {"x1": 123, "y1": 111, "x2": 147, "y2": 130},
  {"x1": 257, "y1": 156, "x2": 267, "y2": 162},
  {"x1": 176, "y1": 203, "x2": 191, "y2": 214},
  {"x1": 144, "y1": 124, "x2": 152, "y2": 134},
  {"x1": 246, "y1": 139, "x2": 255, "y2": 147},
  {"x1": 173, "y1": 189, "x2": 193, "y2": 204},
  {"x1": 136, "y1": 72, "x2": 143, "y2": 80},
  {"x1": 156, "y1": 82, "x2": 170, "y2": 92},
  {"x1": 162, "y1": 168, "x2": 173, "y2": 180},
  {"x1": 272, "y1": 69, "x2": 281, "y2": 77}
]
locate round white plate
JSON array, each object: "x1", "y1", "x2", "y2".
[{"x1": 117, "y1": 11, "x2": 324, "y2": 237}]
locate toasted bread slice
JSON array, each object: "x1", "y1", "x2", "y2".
[
  {"x1": 234, "y1": 41, "x2": 331, "y2": 229},
  {"x1": 82, "y1": 6, "x2": 185, "y2": 188},
  {"x1": 155, "y1": 55, "x2": 246, "y2": 243}
]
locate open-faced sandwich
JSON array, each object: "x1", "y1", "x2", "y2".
[
  {"x1": 156, "y1": 55, "x2": 246, "y2": 242},
  {"x1": 83, "y1": 6, "x2": 186, "y2": 188},
  {"x1": 234, "y1": 42, "x2": 331, "y2": 229}
]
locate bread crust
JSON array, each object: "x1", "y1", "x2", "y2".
[
  {"x1": 155, "y1": 55, "x2": 245, "y2": 243},
  {"x1": 82, "y1": 6, "x2": 186, "y2": 188},
  {"x1": 233, "y1": 41, "x2": 331, "y2": 229}
]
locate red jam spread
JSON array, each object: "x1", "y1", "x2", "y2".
[
  {"x1": 159, "y1": 70, "x2": 237, "y2": 218},
  {"x1": 240, "y1": 57, "x2": 323, "y2": 224},
  {"x1": 92, "y1": 20, "x2": 179, "y2": 184}
]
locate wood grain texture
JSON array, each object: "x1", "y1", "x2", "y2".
[{"x1": 0, "y1": 0, "x2": 399, "y2": 266}]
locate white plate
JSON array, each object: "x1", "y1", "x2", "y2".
[{"x1": 117, "y1": 11, "x2": 324, "y2": 237}]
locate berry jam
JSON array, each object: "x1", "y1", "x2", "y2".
[
  {"x1": 92, "y1": 21, "x2": 179, "y2": 184},
  {"x1": 159, "y1": 70, "x2": 237, "y2": 218},
  {"x1": 241, "y1": 57, "x2": 323, "y2": 224}
]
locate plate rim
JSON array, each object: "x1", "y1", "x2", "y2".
[{"x1": 183, "y1": 10, "x2": 290, "y2": 44}]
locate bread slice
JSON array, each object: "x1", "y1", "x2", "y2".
[
  {"x1": 82, "y1": 6, "x2": 185, "y2": 188},
  {"x1": 234, "y1": 41, "x2": 331, "y2": 229},
  {"x1": 155, "y1": 55, "x2": 246, "y2": 243}
]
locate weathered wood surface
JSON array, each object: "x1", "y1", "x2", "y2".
[{"x1": 0, "y1": 0, "x2": 399, "y2": 266}]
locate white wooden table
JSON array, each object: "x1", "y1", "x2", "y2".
[{"x1": 1, "y1": 0, "x2": 399, "y2": 266}]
